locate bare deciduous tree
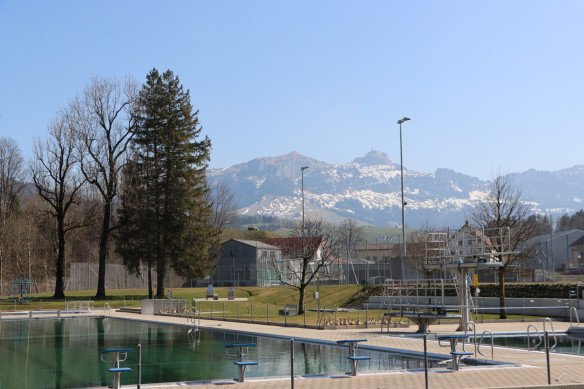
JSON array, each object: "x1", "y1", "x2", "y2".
[
  {"x1": 338, "y1": 219, "x2": 364, "y2": 262},
  {"x1": 206, "y1": 181, "x2": 237, "y2": 271},
  {"x1": 32, "y1": 118, "x2": 87, "y2": 298},
  {"x1": 269, "y1": 218, "x2": 343, "y2": 314},
  {"x1": 472, "y1": 174, "x2": 536, "y2": 319},
  {"x1": 0, "y1": 137, "x2": 25, "y2": 294},
  {"x1": 406, "y1": 223, "x2": 440, "y2": 279},
  {"x1": 68, "y1": 77, "x2": 137, "y2": 299}
]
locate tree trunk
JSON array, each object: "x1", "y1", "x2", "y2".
[
  {"x1": 498, "y1": 268, "x2": 507, "y2": 319},
  {"x1": 297, "y1": 284, "x2": 306, "y2": 314},
  {"x1": 95, "y1": 201, "x2": 111, "y2": 299},
  {"x1": 147, "y1": 260, "x2": 153, "y2": 299},
  {"x1": 156, "y1": 258, "x2": 166, "y2": 298},
  {"x1": 53, "y1": 217, "x2": 66, "y2": 299}
]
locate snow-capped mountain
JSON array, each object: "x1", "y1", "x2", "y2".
[{"x1": 208, "y1": 151, "x2": 584, "y2": 227}]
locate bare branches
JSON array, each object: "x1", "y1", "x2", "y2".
[
  {"x1": 207, "y1": 181, "x2": 238, "y2": 236},
  {"x1": 267, "y1": 217, "x2": 343, "y2": 312},
  {"x1": 471, "y1": 173, "x2": 537, "y2": 319},
  {"x1": 68, "y1": 77, "x2": 138, "y2": 200},
  {"x1": 31, "y1": 116, "x2": 87, "y2": 298}
]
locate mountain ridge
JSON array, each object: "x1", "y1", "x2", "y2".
[{"x1": 208, "y1": 151, "x2": 584, "y2": 227}]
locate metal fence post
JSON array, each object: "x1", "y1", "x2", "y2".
[
  {"x1": 290, "y1": 339, "x2": 295, "y2": 389},
  {"x1": 545, "y1": 331, "x2": 551, "y2": 385},
  {"x1": 211, "y1": 302, "x2": 213, "y2": 320},
  {"x1": 251, "y1": 303, "x2": 254, "y2": 324},
  {"x1": 365, "y1": 305, "x2": 369, "y2": 329},
  {"x1": 137, "y1": 343, "x2": 142, "y2": 389},
  {"x1": 266, "y1": 303, "x2": 269, "y2": 324},
  {"x1": 424, "y1": 334, "x2": 429, "y2": 389}
]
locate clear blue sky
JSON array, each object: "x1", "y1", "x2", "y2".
[{"x1": 1, "y1": 1, "x2": 583, "y2": 179}]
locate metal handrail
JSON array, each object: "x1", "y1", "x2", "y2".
[
  {"x1": 570, "y1": 307, "x2": 580, "y2": 327},
  {"x1": 478, "y1": 330, "x2": 494, "y2": 360},
  {"x1": 102, "y1": 303, "x2": 112, "y2": 316},
  {"x1": 543, "y1": 318, "x2": 558, "y2": 349},
  {"x1": 527, "y1": 324, "x2": 542, "y2": 350}
]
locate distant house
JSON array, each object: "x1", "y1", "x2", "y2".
[
  {"x1": 265, "y1": 236, "x2": 342, "y2": 284},
  {"x1": 525, "y1": 229, "x2": 584, "y2": 273},
  {"x1": 211, "y1": 239, "x2": 282, "y2": 287},
  {"x1": 568, "y1": 235, "x2": 584, "y2": 272},
  {"x1": 448, "y1": 222, "x2": 498, "y2": 262}
]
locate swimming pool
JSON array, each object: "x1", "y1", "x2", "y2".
[
  {"x1": 0, "y1": 317, "x2": 443, "y2": 388},
  {"x1": 490, "y1": 332, "x2": 584, "y2": 355}
]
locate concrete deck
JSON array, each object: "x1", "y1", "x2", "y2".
[{"x1": 104, "y1": 311, "x2": 584, "y2": 389}]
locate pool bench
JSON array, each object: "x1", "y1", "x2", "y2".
[
  {"x1": 437, "y1": 334, "x2": 474, "y2": 370},
  {"x1": 225, "y1": 343, "x2": 257, "y2": 382},
  {"x1": 336, "y1": 339, "x2": 370, "y2": 376},
  {"x1": 107, "y1": 367, "x2": 132, "y2": 389},
  {"x1": 101, "y1": 347, "x2": 132, "y2": 389}
]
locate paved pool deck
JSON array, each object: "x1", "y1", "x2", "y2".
[{"x1": 104, "y1": 310, "x2": 584, "y2": 389}]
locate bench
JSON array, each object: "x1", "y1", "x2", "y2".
[
  {"x1": 225, "y1": 343, "x2": 258, "y2": 382},
  {"x1": 101, "y1": 348, "x2": 133, "y2": 389},
  {"x1": 278, "y1": 304, "x2": 298, "y2": 316},
  {"x1": 336, "y1": 339, "x2": 370, "y2": 376},
  {"x1": 233, "y1": 361, "x2": 258, "y2": 382},
  {"x1": 437, "y1": 334, "x2": 474, "y2": 370},
  {"x1": 108, "y1": 367, "x2": 132, "y2": 389}
]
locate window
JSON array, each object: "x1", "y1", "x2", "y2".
[{"x1": 458, "y1": 240, "x2": 463, "y2": 246}]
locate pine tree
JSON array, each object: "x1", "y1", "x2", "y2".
[{"x1": 117, "y1": 69, "x2": 213, "y2": 298}]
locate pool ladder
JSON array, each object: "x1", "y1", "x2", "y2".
[
  {"x1": 527, "y1": 318, "x2": 558, "y2": 350},
  {"x1": 465, "y1": 321, "x2": 495, "y2": 361},
  {"x1": 102, "y1": 303, "x2": 112, "y2": 316},
  {"x1": 455, "y1": 321, "x2": 496, "y2": 361},
  {"x1": 187, "y1": 313, "x2": 200, "y2": 345},
  {"x1": 570, "y1": 307, "x2": 580, "y2": 327}
]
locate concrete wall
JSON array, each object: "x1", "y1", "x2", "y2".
[{"x1": 365, "y1": 295, "x2": 584, "y2": 319}]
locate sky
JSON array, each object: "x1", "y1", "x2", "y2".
[{"x1": 1, "y1": 1, "x2": 583, "y2": 180}]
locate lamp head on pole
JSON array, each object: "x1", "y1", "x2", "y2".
[
  {"x1": 397, "y1": 117, "x2": 411, "y2": 125},
  {"x1": 301, "y1": 166, "x2": 309, "y2": 172}
]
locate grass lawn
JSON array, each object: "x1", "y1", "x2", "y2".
[{"x1": 0, "y1": 285, "x2": 543, "y2": 327}]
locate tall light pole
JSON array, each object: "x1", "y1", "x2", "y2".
[
  {"x1": 301, "y1": 166, "x2": 309, "y2": 236},
  {"x1": 397, "y1": 116, "x2": 410, "y2": 279},
  {"x1": 301, "y1": 166, "x2": 316, "y2": 323}
]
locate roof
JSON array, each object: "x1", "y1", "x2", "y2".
[
  {"x1": 570, "y1": 235, "x2": 584, "y2": 247},
  {"x1": 528, "y1": 229, "x2": 584, "y2": 245},
  {"x1": 265, "y1": 236, "x2": 323, "y2": 256},
  {"x1": 229, "y1": 239, "x2": 281, "y2": 251}
]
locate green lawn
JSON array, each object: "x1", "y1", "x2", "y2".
[{"x1": 0, "y1": 285, "x2": 543, "y2": 327}]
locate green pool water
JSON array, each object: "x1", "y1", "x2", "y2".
[
  {"x1": 0, "y1": 317, "x2": 439, "y2": 388},
  {"x1": 491, "y1": 332, "x2": 584, "y2": 355}
]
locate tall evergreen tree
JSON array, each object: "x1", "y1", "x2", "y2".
[{"x1": 117, "y1": 69, "x2": 212, "y2": 298}]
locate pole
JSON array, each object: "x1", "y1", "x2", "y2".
[
  {"x1": 137, "y1": 343, "x2": 142, "y2": 389},
  {"x1": 317, "y1": 272, "x2": 320, "y2": 328},
  {"x1": 545, "y1": 331, "x2": 551, "y2": 385},
  {"x1": 301, "y1": 166, "x2": 309, "y2": 244},
  {"x1": 397, "y1": 117, "x2": 410, "y2": 279},
  {"x1": 290, "y1": 339, "x2": 295, "y2": 389},
  {"x1": 399, "y1": 121, "x2": 405, "y2": 279},
  {"x1": 423, "y1": 334, "x2": 429, "y2": 389}
]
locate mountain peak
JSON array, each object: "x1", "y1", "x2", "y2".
[{"x1": 353, "y1": 150, "x2": 392, "y2": 166}]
